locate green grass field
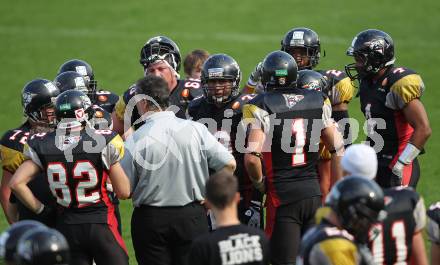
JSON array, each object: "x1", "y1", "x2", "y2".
[{"x1": 1, "y1": 0, "x2": 440, "y2": 263}]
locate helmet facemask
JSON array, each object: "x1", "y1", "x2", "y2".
[
  {"x1": 140, "y1": 42, "x2": 180, "y2": 72},
  {"x1": 203, "y1": 78, "x2": 238, "y2": 104}
]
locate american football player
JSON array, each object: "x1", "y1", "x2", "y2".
[
  {"x1": 9, "y1": 90, "x2": 130, "y2": 265},
  {"x1": 187, "y1": 53, "x2": 262, "y2": 228},
  {"x1": 243, "y1": 51, "x2": 344, "y2": 264},
  {"x1": 57, "y1": 59, "x2": 119, "y2": 113},
  {"x1": 112, "y1": 36, "x2": 203, "y2": 138},
  {"x1": 345, "y1": 29, "x2": 431, "y2": 188},
  {"x1": 298, "y1": 177, "x2": 384, "y2": 265},
  {"x1": 0, "y1": 79, "x2": 59, "y2": 226}
]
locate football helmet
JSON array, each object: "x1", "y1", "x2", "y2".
[
  {"x1": 260, "y1": 50, "x2": 298, "y2": 91},
  {"x1": 201, "y1": 53, "x2": 241, "y2": 104},
  {"x1": 281, "y1": 27, "x2": 321, "y2": 70},
  {"x1": 345, "y1": 29, "x2": 395, "y2": 80},
  {"x1": 55, "y1": 90, "x2": 94, "y2": 129},
  {"x1": 15, "y1": 228, "x2": 70, "y2": 265},
  {"x1": 58, "y1": 59, "x2": 97, "y2": 93},
  {"x1": 54, "y1": 71, "x2": 89, "y2": 94},
  {"x1": 139, "y1": 36, "x2": 181, "y2": 72},
  {"x1": 297, "y1": 70, "x2": 328, "y2": 92},
  {"x1": 0, "y1": 220, "x2": 46, "y2": 262},
  {"x1": 21, "y1": 79, "x2": 60, "y2": 125},
  {"x1": 326, "y1": 176, "x2": 385, "y2": 243}
]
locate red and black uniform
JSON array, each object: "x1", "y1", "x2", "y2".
[
  {"x1": 188, "y1": 93, "x2": 263, "y2": 227},
  {"x1": 368, "y1": 187, "x2": 425, "y2": 264},
  {"x1": 25, "y1": 129, "x2": 128, "y2": 265},
  {"x1": 243, "y1": 88, "x2": 333, "y2": 264},
  {"x1": 114, "y1": 78, "x2": 202, "y2": 130},
  {"x1": 0, "y1": 122, "x2": 56, "y2": 227},
  {"x1": 359, "y1": 67, "x2": 424, "y2": 188}
]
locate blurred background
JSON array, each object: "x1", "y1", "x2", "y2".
[{"x1": 1, "y1": 0, "x2": 439, "y2": 262}]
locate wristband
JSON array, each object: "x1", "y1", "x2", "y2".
[
  {"x1": 36, "y1": 204, "x2": 45, "y2": 214},
  {"x1": 398, "y1": 143, "x2": 421, "y2": 165}
]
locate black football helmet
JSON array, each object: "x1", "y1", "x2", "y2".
[
  {"x1": 21, "y1": 79, "x2": 60, "y2": 125},
  {"x1": 345, "y1": 29, "x2": 395, "y2": 80},
  {"x1": 297, "y1": 70, "x2": 328, "y2": 92},
  {"x1": 0, "y1": 220, "x2": 47, "y2": 263},
  {"x1": 58, "y1": 59, "x2": 97, "y2": 93},
  {"x1": 15, "y1": 228, "x2": 70, "y2": 265},
  {"x1": 260, "y1": 51, "x2": 298, "y2": 91},
  {"x1": 201, "y1": 54, "x2": 241, "y2": 104},
  {"x1": 139, "y1": 36, "x2": 181, "y2": 72},
  {"x1": 326, "y1": 176, "x2": 385, "y2": 243},
  {"x1": 54, "y1": 71, "x2": 90, "y2": 94},
  {"x1": 55, "y1": 90, "x2": 94, "y2": 129},
  {"x1": 281, "y1": 27, "x2": 321, "y2": 70}
]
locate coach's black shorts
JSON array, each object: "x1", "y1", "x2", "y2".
[
  {"x1": 267, "y1": 196, "x2": 322, "y2": 265},
  {"x1": 57, "y1": 222, "x2": 128, "y2": 265},
  {"x1": 131, "y1": 202, "x2": 209, "y2": 265}
]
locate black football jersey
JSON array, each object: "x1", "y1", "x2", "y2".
[
  {"x1": 298, "y1": 220, "x2": 364, "y2": 265},
  {"x1": 190, "y1": 224, "x2": 270, "y2": 265},
  {"x1": 427, "y1": 202, "x2": 440, "y2": 244},
  {"x1": 359, "y1": 67, "x2": 424, "y2": 165},
  {"x1": 1, "y1": 122, "x2": 56, "y2": 225},
  {"x1": 188, "y1": 93, "x2": 260, "y2": 207},
  {"x1": 169, "y1": 78, "x2": 203, "y2": 118},
  {"x1": 24, "y1": 128, "x2": 124, "y2": 224},
  {"x1": 368, "y1": 187, "x2": 425, "y2": 264},
  {"x1": 93, "y1": 90, "x2": 119, "y2": 113},
  {"x1": 243, "y1": 88, "x2": 332, "y2": 206}
]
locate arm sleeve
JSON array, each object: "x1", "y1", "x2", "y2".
[
  {"x1": 0, "y1": 145, "x2": 25, "y2": 173},
  {"x1": 242, "y1": 103, "x2": 271, "y2": 133},
  {"x1": 385, "y1": 74, "x2": 425, "y2": 110},
  {"x1": 101, "y1": 134, "x2": 125, "y2": 170},
  {"x1": 413, "y1": 196, "x2": 426, "y2": 232},
  {"x1": 309, "y1": 238, "x2": 359, "y2": 265},
  {"x1": 322, "y1": 98, "x2": 334, "y2": 128},
  {"x1": 23, "y1": 144, "x2": 43, "y2": 169},
  {"x1": 330, "y1": 77, "x2": 355, "y2": 105}
]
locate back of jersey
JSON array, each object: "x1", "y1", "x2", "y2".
[
  {"x1": 368, "y1": 187, "x2": 425, "y2": 264},
  {"x1": 244, "y1": 88, "x2": 331, "y2": 206},
  {"x1": 26, "y1": 128, "x2": 123, "y2": 224}
]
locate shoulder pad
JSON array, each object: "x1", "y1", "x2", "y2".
[{"x1": 385, "y1": 67, "x2": 424, "y2": 110}]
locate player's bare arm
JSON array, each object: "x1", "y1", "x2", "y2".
[{"x1": 8, "y1": 160, "x2": 43, "y2": 213}]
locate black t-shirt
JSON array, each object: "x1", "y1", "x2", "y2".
[{"x1": 190, "y1": 224, "x2": 270, "y2": 265}]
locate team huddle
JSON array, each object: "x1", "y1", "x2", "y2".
[{"x1": 0, "y1": 26, "x2": 436, "y2": 265}]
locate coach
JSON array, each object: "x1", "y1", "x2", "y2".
[{"x1": 121, "y1": 75, "x2": 236, "y2": 265}]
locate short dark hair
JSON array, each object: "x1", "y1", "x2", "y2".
[
  {"x1": 136, "y1": 74, "x2": 169, "y2": 109},
  {"x1": 183, "y1": 49, "x2": 210, "y2": 76},
  {"x1": 206, "y1": 172, "x2": 238, "y2": 209}
]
